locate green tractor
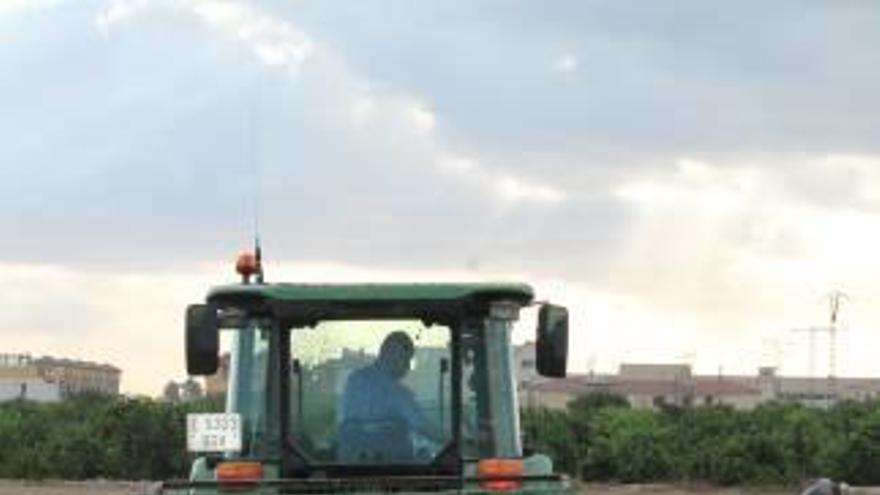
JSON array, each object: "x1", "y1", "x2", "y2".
[{"x1": 162, "y1": 252, "x2": 572, "y2": 494}]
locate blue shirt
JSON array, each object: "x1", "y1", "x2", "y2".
[
  {"x1": 340, "y1": 364, "x2": 422, "y2": 429},
  {"x1": 337, "y1": 364, "x2": 424, "y2": 462}
]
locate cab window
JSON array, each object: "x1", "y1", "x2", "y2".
[{"x1": 288, "y1": 320, "x2": 452, "y2": 465}]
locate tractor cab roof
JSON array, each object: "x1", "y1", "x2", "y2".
[
  {"x1": 206, "y1": 282, "x2": 534, "y2": 325},
  {"x1": 208, "y1": 282, "x2": 534, "y2": 303}
]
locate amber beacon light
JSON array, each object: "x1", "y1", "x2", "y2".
[{"x1": 235, "y1": 252, "x2": 257, "y2": 281}]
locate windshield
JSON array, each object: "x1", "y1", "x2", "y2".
[{"x1": 288, "y1": 320, "x2": 452, "y2": 465}]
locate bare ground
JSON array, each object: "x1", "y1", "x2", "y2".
[
  {"x1": 580, "y1": 484, "x2": 880, "y2": 495},
  {"x1": 2, "y1": 481, "x2": 879, "y2": 495},
  {"x1": 0, "y1": 481, "x2": 159, "y2": 495},
  {"x1": 581, "y1": 483, "x2": 792, "y2": 494}
]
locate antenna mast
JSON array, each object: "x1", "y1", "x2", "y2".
[
  {"x1": 245, "y1": 13, "x2": 266, "y2": 284},
  {"x1": 826, "y1": 290, "x2": 848, "y2": 380}
]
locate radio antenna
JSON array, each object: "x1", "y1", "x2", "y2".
[
  {"x1": 254, "y1": 235, "x2": 264, "y2": 284},
  {"x1": 245, "y1": 6, "x2": 266, "y2": 284},
  {"x1": 249, "y1": 92, "x2": 265, "y2": 284}
]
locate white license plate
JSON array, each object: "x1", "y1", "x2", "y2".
[{"x1": 187, "y1": 413, "x2": 242, "y2": 452}]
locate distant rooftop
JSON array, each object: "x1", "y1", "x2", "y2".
[
  {"x1": 524, "y1": 365, "x2": 880, "y2": 399},
  {"x1": 35, "y1": 357, "x2": 121, "y2": 373},
  {"x1": 0, "y1": 353, "x2": 120, "y2": 373}
]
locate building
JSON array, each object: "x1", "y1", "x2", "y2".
[
  {"x1": 0, "y1": 353, "x2": 121, "y2": 401},
  {"x1": 34, "y1": 356, "x2": 121, "y2": 396},
  {"x1": 0, "y1": 379, "x2": 61, "y2": 402},
  {"x1": 618, "y1": 363, "x2": 691, "y2": 382},
  {"x1": 513, "y1": 345, "x2": 880, "y2": 410},
  {"x1": 0, "y1": 353, "x2": 63, "y2": 402},
  {"x1": 514, "y1": 342, "x2": 538, "y2": 386}
]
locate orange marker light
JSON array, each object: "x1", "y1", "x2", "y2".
[
  {"x1": 477, "y1": 458, "x2": 524, "y2": 491},
  {"x1": 235, "y1": 252, "x2": 257, "y2": 278},
  {"x1": 216, "y1": 461, "x2": 262, "y2": 482}
]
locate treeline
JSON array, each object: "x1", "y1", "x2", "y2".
[
  {"x1": 0, "y1": 394, "x2": 221, "y2": 480},
  {"x1": 4, "y1": 393, "x2": 880, "y2": 484},
  {"x1": 522, "y1": 394, "x2": 880, "y2": 486}
]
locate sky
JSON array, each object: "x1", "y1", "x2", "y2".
[{"x1": 3, "y1": 0, "x2": 880, "y2": 395}]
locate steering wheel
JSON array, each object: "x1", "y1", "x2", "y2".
[{"x1": 412, "y1": 430, "x2": 443, "y2": 461}]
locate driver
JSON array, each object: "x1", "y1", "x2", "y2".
[{"x1": 337, "y1": 331, "x2": 442, "y2": 462}]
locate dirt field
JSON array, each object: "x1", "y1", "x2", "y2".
[
  {"x1": 583, "y1": 485, "x2": 880, "y2": 495},
  {"x1": 582, "y1": 484, "x2": 792, "y2": 494},
  {"x1": 1, "y1": 481, "x2": 877, "y2": 495},
  {"x1": 0, "y1": 481, "x2": 159, "y2": 495}
]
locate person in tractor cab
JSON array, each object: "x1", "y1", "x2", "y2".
[{"x1": 337, "y1": 331, "x2": 443, "y2": 462}]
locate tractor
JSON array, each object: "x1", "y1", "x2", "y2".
[{"x1": 161, "y1": 252, "x2": 573, "y2": 494}]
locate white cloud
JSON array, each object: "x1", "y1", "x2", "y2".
[
  {"x1": 555, "y1": 53, "x2": 578, "y2": 73},
  {"x1": 169, "y1": 0, "x2": 567, "y2": 207},
  {"x1": 350, "y1": 96, "x2": 376, "y2": 128},
  {"x1": 96, "y1": 0, "x2": 316, "y2": 67},
  {"x1": 822, "y1": 154, "x2": 880, "y2": 206},
  {"x1": 610, "y1": 156, "x2": 880, "y2": 338},
  {"x1": 407, "y1": 102, "x2": 436, "y2": 135},
  {"x1": 589, "y1": 156, "x2": 880, "y2": 377},
  {"x1": 0, "y1": 0, "x2": 65, "y2": 16},
  {"x1": 496, "y1": 174, "x2": 567, "y2": 204},
  {"x1": 438, "y1": 155, "x2": 566, "y2": 205},
  {"x1": 191, "y1": 0, "x2": 314, "y2": 67},
  {"x1": 95, "y1": 0, "x2": 151, "y2": 37},
  {"x1": 615, "y1": 158, "x2": 758, "y2": 218}
]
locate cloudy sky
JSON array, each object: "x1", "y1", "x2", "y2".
[{"x1": 3, "y1": 0, "x2": 880, "y2": 395}]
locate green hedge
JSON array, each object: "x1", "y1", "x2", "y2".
[
  {"x1": 3, "y1": 393, "x2": 879, "y2": 484},
  {"x1": 522, "y1": 394, "x2": 880, "y2": 485},
  {"x1": 0, "y1": 394, "x2": 222, "y2": 480}
]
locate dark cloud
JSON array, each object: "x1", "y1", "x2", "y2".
[
  {"x1": 270, "y1": 0, "x2": 880, "y2": 161},
  {"x1": 1, "y1": 1, "x2": 878, "y2": 279},
  {"x1": 0, "y1": 2, "x2": 625, "y2": 272}
]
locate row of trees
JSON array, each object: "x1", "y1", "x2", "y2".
[
  {"x1": 0, "y1": 394, "x2": 220, "y2": 480},
  {"x1": 522, "y1": 394, "x2": 880, "y2": 486},
  {"x1": 2, "y1": 393, "x2": 880, "y2": 484}
]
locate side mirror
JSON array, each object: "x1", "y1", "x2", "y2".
[
  {"x1": 186, "y1": 304, "x2": 219, "y2": 376},
  {"x1": 536, "y1": 304, "x2": 568, "y2": 378}
]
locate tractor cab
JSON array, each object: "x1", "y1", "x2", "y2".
[{"x1": 162, "y1": 256, "x2": 571, "y2": 494}]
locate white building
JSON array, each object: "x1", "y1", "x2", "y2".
[
  {"x1": 0, "y1": 379, "x2": 61, "y2": 402},
  {"x1": 0, "y1": 352, "x2": 120, "y2": 401}
]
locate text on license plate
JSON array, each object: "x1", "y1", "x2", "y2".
[{"x1": 187, "y1": 413, "x2": 242, "y2": 452}]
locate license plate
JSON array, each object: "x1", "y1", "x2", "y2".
[{"x1": 187, "y1": 413, "x2": 242, "y2": 452}]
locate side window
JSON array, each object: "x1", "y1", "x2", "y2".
[
  {"x1": 461, "y1": 327, "x2": 487, "y2": 458},
  {"x1": 225, "y1": 324, "x2": 271, "y2": 457},
  {"x1": 460, "y1": 319, "x2": 522, "y2": 459}
]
